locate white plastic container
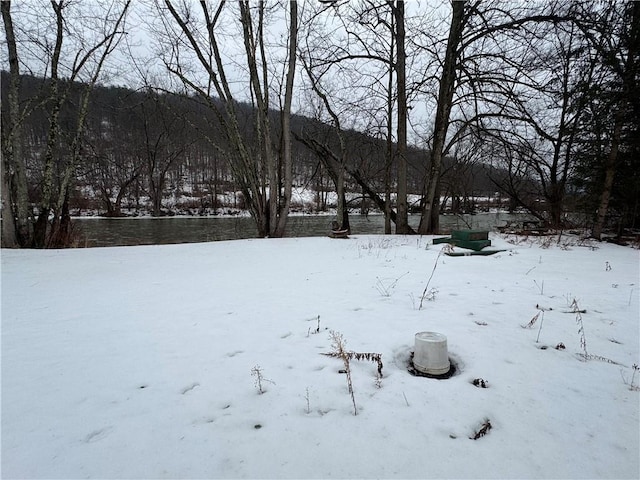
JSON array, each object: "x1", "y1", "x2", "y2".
[{"x1": 413, "y1": 332, "x2": 450, "y2": 375}]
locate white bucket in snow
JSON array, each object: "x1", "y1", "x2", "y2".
[{"x1": 413, "y1": 332, "x2": 450, "y2": 375}]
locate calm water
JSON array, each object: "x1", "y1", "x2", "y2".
[{"x1": 75, "y1": 213, "x2": 530, "y2": 247}]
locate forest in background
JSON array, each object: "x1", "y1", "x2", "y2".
[
  {"x1": 1, "y1": 72, "x2": 510, "y2": 216},
  {"x1": 2, "y1": 1, "x2": 638, "y2": 247}
]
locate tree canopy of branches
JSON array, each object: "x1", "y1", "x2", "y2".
[
  {"x1": 154, "y1": 0, "x2": 298, "y2": 238},
  {"x1": 2, "y1": 0, "x2": 130, "y2": 247},
  {"x1": 2, "y1": 0, "x2": 638, "y2": 247}
]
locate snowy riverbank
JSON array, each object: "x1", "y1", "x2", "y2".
[{"x1": 2, "y1": 234, "x2": 639, "y2": 478}]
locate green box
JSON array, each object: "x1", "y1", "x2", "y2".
[
  {"x1": 455, "y1": 239, "x2": 491, "y2": 251},
  {"x1": 451, "y1": 230, "x2": 489, "y2": 241},
  {"x1": 433, "y1": 236, "x2": 453, "y2": 245},
  {"x1": 432, "y1": 235, "x2": 491, "y2": 251}
]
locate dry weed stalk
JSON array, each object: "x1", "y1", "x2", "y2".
[
  {"x1": 303, "y1": 387, "x2": 311, "y2": 413},
  {"x1": 251, "y1": 365, "x2": 274, "y2": 394},
  {"x1": 328, "y1": 331, "x2": 358, "y2": 415},
  {"x1": 573, "y1": 299, "x2": 620, "y2": 365},
  {"x1": 307, "y1": 315, "x2": 321, "y2": 336},
  {"x1": 631, "y1": 364, "x2": 640, "y2": 391},
  {"x1": 621, "y1": 364, "x2": 640, "y2": 392},
  {"x1": 573, "y1": 299, "x2": 589, "y2": 359},
  {"x1": 324, "y1": 350, "x2": 384, "y2": 377},
  {"x1": 419, "y1": 246, "x2": 450, "y2": 309},
  {"x1": 375, "y1": 272, "x2": 409, "y2": 297}
]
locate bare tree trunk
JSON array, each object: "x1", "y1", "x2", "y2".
[
  {"x1": 151, "y1": 176, "x2": 164, "y2": 216},
  {"x1": 418, "y1": 1, "x2": 465, "y2": 234},
  {"x1": 590, "y1": 2, "x2": 638, "y2": 239},
  {"x1": 592, "y1": 108, "x2": 623, "y2": 239},
  {"x1": 392, "y1": 0, "x2": 410, "y2": 234},
  {"x1": 273, "y1": 0, "x2": 298, "y2": 237},
  {"x1": 240, "y1": 0, "x2": 297, "y2": 238},
  {"x1": 240, "y1": 1, "x2": 275, "y2": 235},
  {"x1": 336, "y1": 166, "x2": 349, "y2": 231},
  {"x1": 33, "y1": 1, "x2": 65, "y2": 248},
  {"x1": 294, "y1": 132, "x2": 351, "y2": 232},
  {"x1": 1, "y1": 1, "x2": 32, "y2": 247},
  {"x1": 384, "y1": 56, "x2": 393, "y2": 234},
  {"x1": 1, "y1": 148, "x2": 17, "y2": 247}
]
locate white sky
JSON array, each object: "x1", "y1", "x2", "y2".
[{"x1": 2, "y1": 1, "x2": 574, "y2": 152}]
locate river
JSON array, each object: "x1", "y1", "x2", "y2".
[{"x1": 74, "y1": 212, "x2": 531, "y2": 247}]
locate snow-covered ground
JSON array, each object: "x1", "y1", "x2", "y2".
[
  {"x1": 2, "y1": 233, "x2": 639, "y2": 479},
  {"x1": 74, "y1": 184, "x2": 508, "y2": 217}
]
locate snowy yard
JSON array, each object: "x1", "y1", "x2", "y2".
[{"x1": 2, "y1": 233, "x2": 639, "y2": 479}]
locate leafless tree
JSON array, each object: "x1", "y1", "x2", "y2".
[
  {"x1": 470, "y1": 10, "x2": 595, "y2": 228},
  {"x1": 574, "y1": 1, "x2": 639, "y2": 239},
  {"x1": 2, "y1": 0, "x2": 130, "y2": 247},
  {"x1": 157, "y1": 0, "x2": 298, "y2": 237},
  {"x1": 416, "y1": 0, "x2": 465, "y2": 234},
  {"x1": 297, "y1": 42, "x2": 351, "y2": 232},
  {"x1": 298, "y1": 0, "x2": 417, "y2": 234},
  {"x1": 414, "y1": 1, "x2": 575, "y2": 233},
  {"x1": 134, "y1": 92, "x2": 191, "y2": 216},
  {"x1": 81, "y1": 94, "x2": 146, "y2": 217},
  {"x1": 1, "y1": 1, "x2": 30, "y2": 247}
]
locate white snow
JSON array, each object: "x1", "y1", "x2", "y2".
[{"x1": 2, "y1": 233, "x2": 639, "y2": 479}]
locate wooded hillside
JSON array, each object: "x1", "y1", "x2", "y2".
[{"x1": 1, "y1": 72, "x2": 506, "y2": 217}]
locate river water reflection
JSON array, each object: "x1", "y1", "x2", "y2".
[{"x1": 75, "y1": 213, "x2": 530, "y2": 247}]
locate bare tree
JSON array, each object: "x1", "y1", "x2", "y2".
[
  {"x1": 417, "y1": 0, "x2": 465, "y2": 235},
  {"x1": 297, "y1": 43, "x2": 351, "y2": 232},
  {"x1": 158, "y1": 0, "x2": 298, "y2": 237},
  {"x1": 81, "y1": 93, "x2": 146, "y2": 216},
  {"x1": 473, "y1": 11, "x2": 597, "y2": 228},
  {"x1": 575, "y1": 1, "x2": 639, "y2": 239},
  {"x1": 389, "y1": 0, "x2": 409, "y2": 233},
  {"x1": 1, "y1": 1, "x2": 33, "y2": 247},
  {"x1": 298, "y1": 0, "x2": 416, "y2": 234},
  {"x1": 413, "y1": 1, "x2": 576, "y2": 233},
  {"x1": 135, "y1": 92, "x2": 190, "y2": 216},
  {"x1": 2, "y1": 0, "x2": 130, "y2": 247}
]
